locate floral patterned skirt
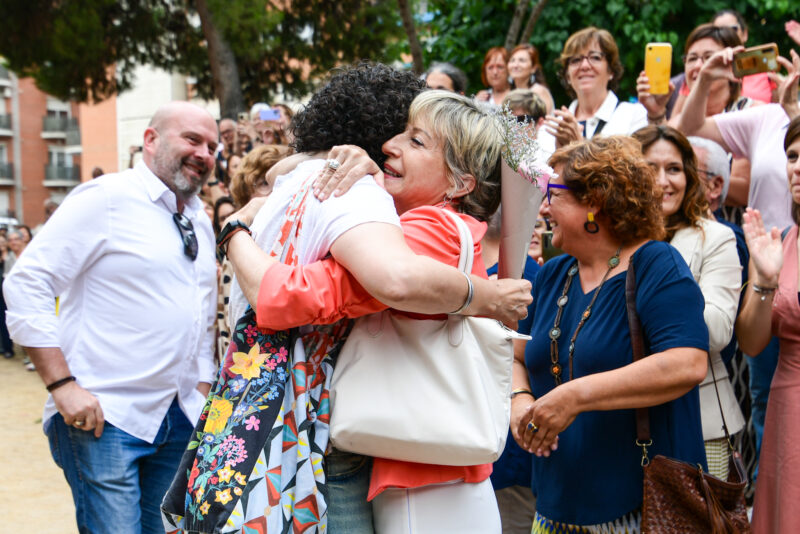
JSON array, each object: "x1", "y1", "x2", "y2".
[{"x1": 162, "y1": 307, "x2": 350, "y2": 533}]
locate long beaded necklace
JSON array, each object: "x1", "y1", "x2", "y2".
[{"x1": 549, "y1": 247, "x2": 622, "y2": 385}]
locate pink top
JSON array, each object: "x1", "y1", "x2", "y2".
[
  {"x1": 741, "y1": 72, "x2": 774, "y2": 104},
  {"x1": 255, "y1": 205, "x2": 494, "y2": 499},
  {"x1": 715, "y1": 104, "x2": 793, "y2": 229}
]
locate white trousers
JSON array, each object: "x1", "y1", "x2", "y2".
[{"x1": 373, "y1": 479, "x2": 502, "y2": 534}]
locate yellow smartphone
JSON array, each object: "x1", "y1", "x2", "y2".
[
  {"x1": 645, "y1": 43, "x2": 672, "y2": 95},
  {"x1": 733, "y1": 44, "x2": 779, "y2": 78}
]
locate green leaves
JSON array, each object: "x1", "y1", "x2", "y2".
[{"x1": 417, "y1": 0, "x2": 797, "y2": 105}]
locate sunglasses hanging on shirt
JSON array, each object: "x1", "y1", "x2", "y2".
[{"x1": 172, "y1": 212, "x2": 198, "y2": 261}]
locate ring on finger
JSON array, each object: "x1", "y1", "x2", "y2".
[
  {"x1": 74, "y1": 420, "x2": 85, "y2": 427},
  {"x1": 326, "y1": 159, "x2": 341, "y2": 171},
  {"x1": 527, "y1": 421, "x2": 539, "y2": 433}
]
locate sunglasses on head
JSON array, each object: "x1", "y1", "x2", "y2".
[{"x1": 173, "y1": 212, "x2": 198, "y2": 261}]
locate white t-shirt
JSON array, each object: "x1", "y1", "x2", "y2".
[
  {"x1": 228, "y1": 159, "x2": 400, "y2": 324},
  {"x1": 715, "y1": 104, "x2": 793, "y2": 230}
]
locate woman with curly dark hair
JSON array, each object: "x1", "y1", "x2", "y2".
[
  {"x1": 633, "y1": 125, "x2": 743, "y2": 481},
  {"x1": 162, "y1": 64, "x2": 531, "y2": 534},
  {"x1": 512, "y1": 135, "x2": 708, "y2": 531}
]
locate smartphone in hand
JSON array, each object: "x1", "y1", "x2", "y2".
[
  {"x1": 645, "y1": 43, "x2": 672, "y2": 95},
  {"x1": 733, "y1": 44, "x2": 779, "y2": 78},
  {"x1": 259, "y1": 108, "x2": 282, "y2": 121}
]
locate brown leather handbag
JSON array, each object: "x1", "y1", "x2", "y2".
[{"x1": 625, "y1": 261, "x2": 750, "y2": 534}]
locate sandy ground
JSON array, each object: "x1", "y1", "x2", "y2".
[{"x1": 1, "y1": 351, "x2": 77, "y2": 532}]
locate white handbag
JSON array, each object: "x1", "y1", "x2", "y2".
[{"x1": 329, "y1": 210, "x2": 529, "y2": 466}]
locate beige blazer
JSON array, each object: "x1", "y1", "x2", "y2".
[{"x1": 670, "y1": 219, "x2": 745, "y2": 440}]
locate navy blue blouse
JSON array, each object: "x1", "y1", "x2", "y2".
[{"x1": 525, "y1": 241, "x2": 708, "y2": 525}]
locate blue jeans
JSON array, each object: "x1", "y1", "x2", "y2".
[
  {"x1": 45, "y1": 397, "x2": 193, "y2": 534},
  {"x1": 326, "y1": 449, "x2": 374, "y2": 533},
  {"x1": 746, "y1": 336, "x2": 780, "y2": 478}
]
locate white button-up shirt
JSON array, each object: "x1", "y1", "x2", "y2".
[
  {"x1": 538, "y1": 91, "x2": 648, "y2": 157},
  {"x1": 5, "y1": 162, "x2": 217, "y2": 442}
]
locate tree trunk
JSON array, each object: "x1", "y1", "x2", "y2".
[
  {"x1": 195, "y1": 0, "x2": 245, "y2": 119},
  {"x1": 504, "y1": 0, "x2": 529, "y2": 50},
  {"x1": 397, "y1": 0, "x2": 424, "y2": 74},
  {"x1": 519, "y1": 0, "x2": 549, "y2": 44}
]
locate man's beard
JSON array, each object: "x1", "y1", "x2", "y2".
[
  {"x1": 172, "y1": 166, "x2": 202, "y2": 199},
  {"x1": 153, "y1": 144, "x2": 209, "y2": 201}
]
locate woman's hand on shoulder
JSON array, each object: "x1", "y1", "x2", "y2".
[
  {"x1": 475, "y1": 90, "x2": 490, "y2": 102},
  {"x1": 313, "y1": 145, "x2": 382, "y2": 201},
  {"x1": 742, "y1": 207, "x2": 784, "y2": 287}
]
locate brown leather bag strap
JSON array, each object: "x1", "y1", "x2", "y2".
[{"x1": 625, "y1": 259, "x2": 651, "y2": 442}]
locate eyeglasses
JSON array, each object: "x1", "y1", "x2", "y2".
[
  {"x1": 567, "y1": 52, "x2": 605, "y2": 68},
  {"x1": 682, "y1": 52, "x2": 716, "y2": 66},
  {"x1": 546, "y1": 182, "x2": 571, "y2": 203},
  {"x1": 173, "y1": 212, "x2": 198, "y2": 261},
  {"x1": 516, "y1": 114, "x2": 540, "y2": 123}
]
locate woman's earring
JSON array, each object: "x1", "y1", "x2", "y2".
[
  {"x1": 508, "y1": 75, "x2": 514, "y2": 87},
  {"x1": 529, "y1": 72, "x2": 536, "y2": 86},
  {"x1": 584, "y1": 212, "x2": 599, "y2": 234},
  {"x1": 442, "y1": 193, "x2": 454, "y2": 207}
]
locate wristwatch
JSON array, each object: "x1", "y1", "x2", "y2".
[{"x1": 216, "y1": 220, "x2": 252, "y2": 260}]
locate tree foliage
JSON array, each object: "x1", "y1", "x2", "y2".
[
  {"x1": 0, "y1": 0, "x2": 404, "y2": 108},
  {"x1": 420, "y1": 0, "x2": 797, "y2": 105}
]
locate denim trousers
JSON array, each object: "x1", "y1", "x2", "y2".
[
  {"x1": 45, "y1": 397, "x2": 193, "y2": 534},
  {"x1": 326, "y1": 448, "x2": 374, "y2": 533}
]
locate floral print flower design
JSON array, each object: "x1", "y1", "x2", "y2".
[{"x1": 230, "y1": 343, "x2": 267, "y2": 380}]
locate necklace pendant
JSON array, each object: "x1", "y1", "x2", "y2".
[
  {"x1": 549, "y1": 327, "x2": 561, "y2": 340},
  {"x1": 608, "y1": 256, "x2": 620, "y2": 268},
  {"x1": 568, "y1": 264, "x2": 579, "y2": 276},
  {"x1": 582, "y1": 309, "x2": 591, "y2": 320},
  {"x1": 550, "y1": 363, "x2": 562, "y2": 377},
  {"x1": 557, "y1": 295, "x2": 569, "y2": 307}
]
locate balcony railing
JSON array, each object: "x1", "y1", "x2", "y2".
[
  {"x1": 44, "y1": 164, "x2": 80, "y2": 183},
  {"x1": 65, "y1": 128, "x2": 81, "y2": 146},
  {"x1": 42, "y1": 116, "x2": 78, "y2": 133},
  {"x1": 0, "y1": 162, "x2": 12, "y2": 180}
]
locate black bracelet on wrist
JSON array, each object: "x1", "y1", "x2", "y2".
[
  {"x1": 216, "y1": 220, "x2": 252, "y2": 261},
  {"x1": 510, "y1": 388, "x2": 535, "y2": 400},
  {"x1": 46, "y1": 375, "x2": 76, "y2": 392}
]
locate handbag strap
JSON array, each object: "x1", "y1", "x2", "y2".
[
  {"x1": 625, "y1": 261, "x2": 652, "y2": 451},
  {"x1": 626, "y1": 257, "x2": 736, "y2": 466},
  {"x1": 441, "y1": 209, "x2": 474, "y2": 274}
]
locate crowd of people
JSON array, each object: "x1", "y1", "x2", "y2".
[{"x1": 4, "y1": 7, "x2": 800, "y2": 534}]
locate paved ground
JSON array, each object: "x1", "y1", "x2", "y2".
[{"x1": 1, "y1": 351, "x2": 76, "y2": 532}]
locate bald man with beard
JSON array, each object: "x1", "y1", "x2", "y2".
[{"x1": 4, "y1": 102, "x2": 220, "y2": 534}]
